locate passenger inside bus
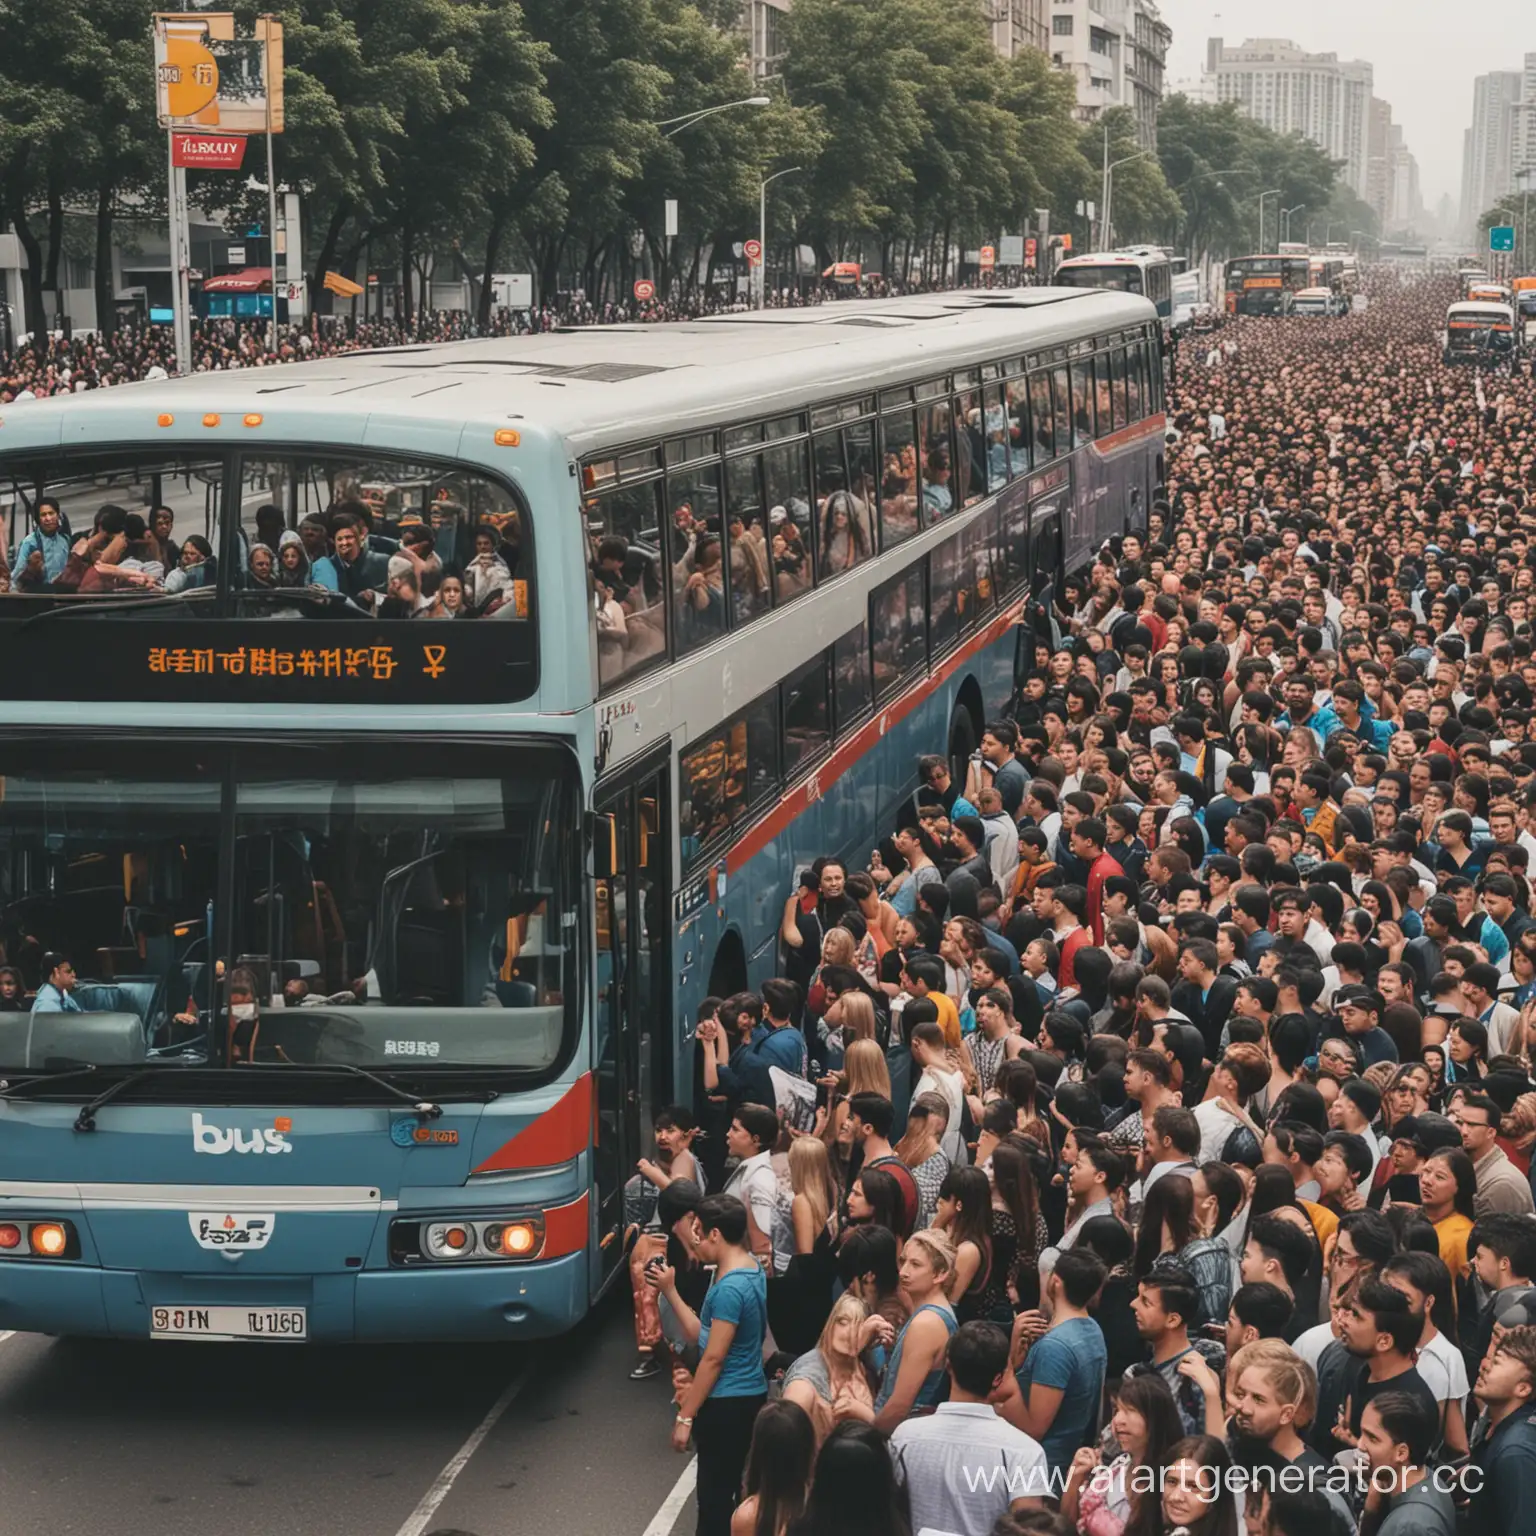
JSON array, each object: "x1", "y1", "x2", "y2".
[{"x1": 4, "y1": 455, "x2": 531, "y2": 623}]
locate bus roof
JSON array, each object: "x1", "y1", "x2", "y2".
[
  {"x1": 1054, "y1": 252, "x2": 1152, "y2": 266},
  {"x1": 0, "y1": 289, "x2": 1156, "y2": 462},
  {"x1": 1447, "y1": 301, "x2": 1514, "y2": 321}
]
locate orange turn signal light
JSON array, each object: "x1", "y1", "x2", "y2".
[
  {"x1": 29, "y1": 1223, "x2": 67, "y2": 1257},
  {"x1": 243, "y1": 413, "x2": 263, "y2": 428},
  {"x1": 202, "y1": 413, "x2": 221, "y2": 428},
  {"x1": 495, "y1": 1223, "x2": 538, "y2": 1256},
  {"x1": 0, "y1": 1223, "x2": 21, "y2": 1250},
  {"x1": 157, "y1": 413, "x2": 175, "y2": 427},
  {"x1": 494, "y1": 428, "x2": 520, "y2": 447}
]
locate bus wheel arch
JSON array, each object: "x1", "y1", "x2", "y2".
[
  {"x1": 706, "y1": 927, "x2": 748, "y2": 1001},
  {"x1": 949, "y1": 679, "x2": 985, "y2": 783}
]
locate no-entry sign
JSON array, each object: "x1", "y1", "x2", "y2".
[
  {"x1": 171, "y1": 133, "x2": 248, "y2": 170},
  {"x1": 633, "y1": 279, "x2": 656, "y2": 301},
  {"x1": 744, "y1": 239, "x2": 763, "y2": 264}
]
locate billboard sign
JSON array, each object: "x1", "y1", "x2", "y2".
[
  {"x1": 171, "y1": 132, "x2": 248, "y2": 170},
  {"x1": 154, "y1": 13, "x2": 283, "y2": 133}
]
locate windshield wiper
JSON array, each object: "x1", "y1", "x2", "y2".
[
  {"x1": 0, "y1": 1064, "x2": 101, "y2": 1098},
  {"x1": 16, "y1": 586, "x2": 217, "y2": 632},
  {"x1": 72, "y1": 1065, "x2": 189, "y2": 1131},
  {"x1": 240, "y1": 1059, "x2": 456, "y2": 1115},
  {"x1": 233, "y1": 587, "x2": 365, "y2": 616}
]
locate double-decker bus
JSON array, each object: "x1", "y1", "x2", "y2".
[
  {"x1": 0, "y1": 288, "x2": 1163, "y2": 1343},
  {"x1": 1053, "y1": 249, "x2": 1174, "y2": 326},
  {"x1": 1223, "y1": 254, "x2": 1311, "y2": 316}
]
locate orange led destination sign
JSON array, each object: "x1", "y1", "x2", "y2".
[{"x1": 147, "y1": 642, "x2": 450, "y2": 681}]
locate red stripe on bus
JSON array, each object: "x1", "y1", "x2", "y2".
[
  {"x1": 472, "y1": 1072, "x2": 593, "y2": 1174},
  {"x1": 1094, "y1": 412, "x2": 1166, "y2": 455},
  {"x1": 724, "y1": 599, "x2": 1024, "y2": 875},
  {"x1": 718, "y1": 415, "x2": 1164, "y2": 877},
  {"x1": 542, "y1": 1191, "x2": 591, "y2": 1260}
]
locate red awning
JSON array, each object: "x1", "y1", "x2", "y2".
[
  {"x1": 201, "y1": 266, "x2": 273, "y2": 293},
  {"x1": 821, "y1": 262, "x2": 862, "y2": 281}
]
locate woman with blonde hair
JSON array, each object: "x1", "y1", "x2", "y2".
[
  {"x1": 893, "y1": 1092, "x2": 952, "y2": 1230},
  {"x1": 789, "y1": 1137, "x2": 840, "y2": 1258},
  {"x1": 780, "y1": 1292, "x2": 877, "y2": 1447},
  {"x1": 823, "y1": 1038, "x2": 890, "y2": 1168},
  {"x1": 772, "y1": 1136, "x2": 844, "y2": 1356},
  {"x1": 820, "y1": 990, "x2": 878, "y2": 1075}
]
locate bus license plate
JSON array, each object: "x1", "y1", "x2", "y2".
[{"x1": 150, "y1": 1305, "x2": 307, "y2": 1341}]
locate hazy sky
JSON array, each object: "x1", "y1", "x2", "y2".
[{"x1": 1158, "y1": 0, "x2": 1531, "y2": 208}]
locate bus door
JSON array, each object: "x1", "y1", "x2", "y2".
[{"x1": 592, "y1": 752, "x2": 672, "y2": 1293}]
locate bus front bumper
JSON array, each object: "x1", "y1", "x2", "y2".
[{"x1": 0, "y1": 1251, "x2": 590, "y2": 1343}]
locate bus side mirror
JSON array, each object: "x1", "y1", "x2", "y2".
[{"x1": 590, "y1": 812, "x2": 618, "y2": 879}]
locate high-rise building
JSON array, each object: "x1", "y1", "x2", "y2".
[
  {"x1": 1204, "y1": 37, "x2": 1373, "y2": 198},
  {"x1": 1461, "y1": 69, "x2": 1523, "y2": 229},
  {"x1": 987, "y1": 0, "x2": 1049, "y2": 60},
  {"x1": 1366, "y1": 97, "x2": 1394, "y2": 227},
  {"x1": 1050, "y1": 0, "x2": 1171, "y2": 149}
]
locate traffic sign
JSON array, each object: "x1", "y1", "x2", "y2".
[
  {"x1": 743, "y1": 239, "x2": 762, "y2": 265},
  {"x1": 633, "y1": 279, "x2": 656, "y2": 301},
  {"x1": 1059, "y1": 234, "x2": 1073, "y2": 252},
  {"x1": 979, "y1": 245, "x2": 996, "y2": 269},
  {"x1": 1490, "y1": 225, "x2": 1515, "y2": 252}
]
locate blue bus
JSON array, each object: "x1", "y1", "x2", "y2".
[{"x1": 0, "y1": 287, "x2": 1161, "y2": 1342}]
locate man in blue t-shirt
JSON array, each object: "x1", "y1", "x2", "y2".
[{"x1": 996, "y1": 1248, "x2": 1109, "y2": 1474}]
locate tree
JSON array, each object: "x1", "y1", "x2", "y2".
[
  {"x1": 1157, "y1": 95, "x2": 1345, "y2": 260},
  {"x1": 1084, "y1": 107, "x2": 1180, "y2": 248}
]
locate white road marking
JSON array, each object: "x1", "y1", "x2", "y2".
[
  {"x1": 0, "y1": 1332, "x2": 14, "y2": 1347},
  {"x1": 640, "y1": 1457, "x2": 697, "y2": 1536},
  {"x1": 391, "y1": 1364, "x2": 533, "y2": 1536}
]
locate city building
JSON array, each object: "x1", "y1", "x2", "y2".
[
  {"x1": 743, "y1": 0, "x2": 790, "y2": 80},
  {"x1": 1050, "y1": 0, "x2": 1171, "y2": 149},
  {"x1": 1460, "y1": 69, "x2": 1523, "y2": 231},
  {"x1": 987, "y1": 0, "x2": 1049, "y2": 60},
  {"x1": 1203, "y1": 36, "x2": 1373, "y2": 198}
]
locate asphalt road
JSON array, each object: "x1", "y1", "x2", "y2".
[{"x1": 0, "y1": 1288, "x2": 697, "y2": 1536}]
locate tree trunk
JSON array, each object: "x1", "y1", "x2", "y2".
[
  {"x1": 308, "y1": 203, "x2": 351, "y2": 318},
  {"x1": 43, "y1": 176, "x2": 64, "y2": 309},
  {"x1": 399, "y1": 217, "x2": 414, "y2": 327},
  {"x1": 477, "y1": 208, "x2": 506, "y2": 329},
  {"x1": 93, "y1": 181, "x2": 117, "y2": 338}
]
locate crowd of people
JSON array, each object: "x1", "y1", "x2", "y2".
[
  {"x1": 0, "y1": 276, "x2": 967, "y2": 403},
  {"x1": 625, "y1": 272, "x2": 1536, "y2": 1536}
]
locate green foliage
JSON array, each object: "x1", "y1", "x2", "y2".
[
  {"x1": 1, "y1": 0, "x2": 1361, "y2": 326},
  {"x1": 1157, "y1": 94, "x2": 1348, "y2": 258}
]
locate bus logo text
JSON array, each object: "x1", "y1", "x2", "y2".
[{"x1": 192, "y1": 1113, "x2": 294, "y2": 1156}]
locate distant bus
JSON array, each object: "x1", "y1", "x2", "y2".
[
  {"x1": 1444, "y1": 300, "x2": 1515, "y2": 367},
  {"x1": 1224, "y1": 255, "x2": 1311, "y2": 316},
  {"x1": 1054, "y1": 249, "x2": 1174, "y2": 326}
]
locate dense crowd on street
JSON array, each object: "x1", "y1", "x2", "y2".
[
  {"x1": 624, "y1": 273, "x2": 1536, "y2": 1536},
  {"x1": 0, "y1": 274, "x2": 983, "y2": 403}
]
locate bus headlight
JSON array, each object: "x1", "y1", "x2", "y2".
[
  {"x1": 424, "y1": 1222, "x2": 478, "y2": 1260},
  {"x1": 393, "y1": 1215, "x2": 546, "y2": 1266}
]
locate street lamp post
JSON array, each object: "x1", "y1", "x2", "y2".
[
  {"x1": 1102, "y1": 148, "x2": 1154, "y2": 251},
  {"x1": 757, "y1": 166, "x2": 802, "y2": 311},
  {"x1": 650, "y1": 95, "x2": 770, "y2": 297},
  {"x1": 1257, "y1": 189, "x2": 1281, "y2": 252},
  {"x1": 1281, "y1": 205, "x2": 1304, "y2": 245},
  {"x1": 656, "y1": 95, "x2": 771, "y2": 138}
]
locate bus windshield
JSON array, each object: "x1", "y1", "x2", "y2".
[
  {"x1": 1057, "y1": 265, "x2": 1143, "y2": 294},
  {"x1": 0, "y1": 738, "x2": 579, "y2": 1078}
]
